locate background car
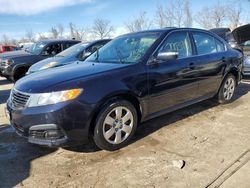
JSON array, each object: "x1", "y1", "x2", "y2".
[
  {"x1": 27, "y1": 39, "x2": 111, "y2": 74},
  {"x1": 6, "y1": 28, "x2": 243, "y2": 151},
  {"x1": 209, "y1": 28, "x2": 242, "y2": 52},
  {"x1": 0, "y1": 39, "x2": 80, "y2": 81},
  {"x1": 0, "y1": 45, "x2": 20, "y2": 54},
  {"x1": 210, "y1": 24, "x2": 250, "y2": 77},
  {"x1": 18, "y1": 42, "x2": 34, "y2": 50}
]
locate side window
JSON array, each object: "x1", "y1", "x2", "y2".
[
  {"x1": 86, "y1": 44, "x2": 104, "y2": 54},
  {"x1": 215, "y1": 39, "x2": 225, "y2": 52},
  {"x1": 158, "y1": 32, "x2": 192, "y2": 59},
  {"x1": 4, "y1": 46, "x2": 11, "y2": 51},
  {"x1": 193, "y1": 32, "x2": 217, "y2": 55},
  {"x1": 44, "y1": 43, "x2": 62, "y2": 56}
]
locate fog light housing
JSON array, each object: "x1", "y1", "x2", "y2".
[
  {"x1": 44, "y1": 129, "x2": 64, "y2": 139},
  {"x1": 29, "y1": 124, "x2": 65, "y2": 140}
]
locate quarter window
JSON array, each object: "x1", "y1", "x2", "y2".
[
  {"x1": 215, "y1": 39, "x2": 225, "y2": 52},
  {"x1": 158, "y1": 32, "x2": 192, "y2": 59},
  {"x1": 193, "y1": 32, "x2": 218, "y2": 55}
]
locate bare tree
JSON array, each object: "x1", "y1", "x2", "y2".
[
  {"x1": 57, "y1": 24, "x2": 64, "y2": 38},
  {"x1": 154, "y1": 0, "x2": 192, "y2": 28},
  {"x1": 211, "y1": 3, "x2": 227, "y2": 28},
  {"x1": 154, "y1": 5, "x2": 168, "y2": 28},
  {"x1": 227, "y1": 2, "x2": 242, "y2": 29},
  {"x1": 195, "y1": 7, "x2": 213, "y2": 29},
  {"x1": 68, "y1": 22, "x2": 87, "y2": 40},
  {"x1": 92, "y1": 18, "x2": 114, "y2": 39},
  {"x1": 25, "y1": 30, "x2": 35, "y2": 42},
  {"x1": 50, "y1": 27, "x2": 59, "y2": 39},
  {"x1": 125, "y1": 12, "x2": 152, "y2": 32},
  {"x1": 2, "y1": 34, "x2": 10, "y2": 45},
  {"x1": 38, "y1": 33, "x2": 48, "y2": 40},
  {"x1": 183, "y1": 0, "x2": 192, "y2": 27}
]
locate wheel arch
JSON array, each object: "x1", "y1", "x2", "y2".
[{"x1": 88, "y1": 91, "x2": 142, "y2": 136}]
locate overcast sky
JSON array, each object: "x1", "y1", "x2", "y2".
[{"x1": 0, "y1": 0, "x2": 249, "y2": 39}]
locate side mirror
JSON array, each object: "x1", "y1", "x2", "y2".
[{"x1": 157, "y1": 52, "x2": 178, "y2": 61}]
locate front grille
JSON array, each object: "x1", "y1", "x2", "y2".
[{"x1": 10, "y1": 89, "x2": 30, "y2": 109}]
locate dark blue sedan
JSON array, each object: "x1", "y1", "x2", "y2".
[{"x1": 6, "y1": 28, "x2": 243, "y2": 151}]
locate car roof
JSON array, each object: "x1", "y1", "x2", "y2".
[
  {"x1": 38, "y1": 39, "x2": 81, "y2": 43},
  {"x1": 121, "y1": 27, "x2": 215, "y2": 36}
]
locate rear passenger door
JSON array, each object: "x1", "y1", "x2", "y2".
[
  {"x1": 148, "y1": 31, "x2": 200, "y2": 114},
  {"x1": 191, "y1": 31, "x2": 227, "y2": 97}
]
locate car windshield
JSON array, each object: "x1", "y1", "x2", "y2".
[
  {"x1": 56, "y1": 43, "x2": 89, "y2": 57},
  {"x1": 85, "y1": 32, "x2": 162, "y2": 64},
  {"x1": 26, "y1": 42, "x2": 47, "y2": 55}
]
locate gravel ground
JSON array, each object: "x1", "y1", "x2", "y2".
[{"x1": 0, "y1": 77, "x2": 250, "y2": 188}]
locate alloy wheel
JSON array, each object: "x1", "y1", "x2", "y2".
[
  {"x1": 223, "y1": 77, "x2": 235, "y2": 101},
  {"x1": 102, "y1": 106, "x2": 134, "y2": 144}
]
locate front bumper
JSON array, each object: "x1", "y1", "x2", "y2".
[{"x1": 6, "y1": 100, "x2": 96, "y2": 147}]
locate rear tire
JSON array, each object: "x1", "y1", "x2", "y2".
[
  {"x1": 93, "y1": 99, "x2": 138, "y2": 151},
  {"x1": 217, "y1": 74, "x2": 236, "y2": 104}
]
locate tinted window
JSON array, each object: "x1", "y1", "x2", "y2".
[
  {"x1": 43, "y1": 43, "x2": 62, "y2": 56},
  {"x1": 57, "y1": 43, "x2": 88, "y2": 57},
  {"x1": 193, "y1": 32, "x2": 217, "y2": 55},
  {"x1": 158, "y1": 32, "x2": 192, "y2": 58},
  {"x1": 63, "y1": 43, "x2": 75, "y2": 50}
]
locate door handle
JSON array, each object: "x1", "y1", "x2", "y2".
[{"x1": 189, "y1": 62, "x2": 195, "y2": 70}]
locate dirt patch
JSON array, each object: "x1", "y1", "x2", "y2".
[{"x1": 0, "y1": 77, "x2": 250, "y2": 188}]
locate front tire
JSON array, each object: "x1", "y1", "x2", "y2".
[
  {"x1": 217, "y1": 74, "x2": 236, "y2": 104},
  {"x1": 93, "y1": 99, "x2": 138, "y2": 151}
]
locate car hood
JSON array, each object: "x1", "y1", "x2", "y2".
[
  {"x1": 15, "y1": 61, "x2": 128, "y2": 93},
  {"x1": 0, "y1": 50, "x2": 33, "y2": 59},
  {"x1": 28, "y1": 56, "x2": 69, "y2": 73},
  {"x1": 232, "y1": 24, "x2": 250, "y2": 44}
]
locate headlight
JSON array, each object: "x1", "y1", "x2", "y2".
[
  {"x1": 40, "y1": 62, "x2": 58, "y2": 70},
  {"x1": 27, "y1": 89, "x2": 83, "y2": 107}
]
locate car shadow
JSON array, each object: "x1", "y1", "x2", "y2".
[
  {"x1": 0, "y1": 125, "x2": 57, "y2": 187},
  {"x1": 0, "y1": 89, "x2": 10, "y2": 104},
  {"x1": 132, "y1": 82, "x2": 250, "y2": 145},
  {"x1": 0, "y1": 78, "x2": 12, "y2": 85},
  {"x1": 67, "y1": 82, "x2": 250, "y2": 152}
]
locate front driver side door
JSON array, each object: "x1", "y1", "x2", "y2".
[{"x1": 147, "y1": 31, "x2": 200, "y2": 115}]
